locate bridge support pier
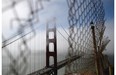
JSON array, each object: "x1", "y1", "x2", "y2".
[{"x1": 46, "y1": 22, "x2": 57, "y2": 75}]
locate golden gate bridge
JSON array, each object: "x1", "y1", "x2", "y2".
[{"x1": 2, "y1": 0, "x2": 113, "y2": 75}]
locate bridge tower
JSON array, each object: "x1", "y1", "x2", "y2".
[{"x1": 46, "y1": 21, "x2": 57, "y2": 75}]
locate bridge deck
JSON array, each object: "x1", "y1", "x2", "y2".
[{"x1": 28, "y1": 55, "x2": 81, "y2": 75}]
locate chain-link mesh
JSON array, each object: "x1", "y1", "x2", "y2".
[
  {"x1": 65, "y1": 0, "x2": 109, "y2": 74},
  {"x1": 2, "y1": 0, "x2": 110, "y2": 75},
  {"x1": 2, "y1": 0, "x2": 50, "y2": 75}
]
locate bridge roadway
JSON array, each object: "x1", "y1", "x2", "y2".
[{"x1": 28, "y1": 55, "x2": 81, "y2": 75}]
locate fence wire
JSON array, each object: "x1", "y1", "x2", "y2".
[
  {"x1": 2, "y1": 0, "x2": 50, "y2": 75},
  {"x1": 65, "y1": 0, "x2": 110, "y2": 74},
  {"x1": 2, "y1": 0, "x2": 110, "y2": 75}
]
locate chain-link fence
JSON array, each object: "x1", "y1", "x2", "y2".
[
  {"x1": 65, "y1": 0, "x2": 110, "y2": 74},
  {"x1": 2, "y1": 0, "x2": 110, "y2": 75},
  {"x1": 2, "y1": 0, "x2": 51, "y2": 75}
]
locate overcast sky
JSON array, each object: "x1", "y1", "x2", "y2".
[
  {"x1": 103, "y1": 0, "x2": 114, "y2": 55},
  {"x1": 2, "y1": 0, "x2": 114, "y2": 64}
]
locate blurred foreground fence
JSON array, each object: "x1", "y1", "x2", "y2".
[{"x1": 2, "y1": 0, "x2": 111, "y2": 75}]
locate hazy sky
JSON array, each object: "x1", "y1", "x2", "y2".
[
  {"x1": 2, "y1": 1, "x2": 114, "y2": 75},
  {"x1": 2, "y1": 0, "x2": 114, "y2": 64},
  {"x1": 103, "y1": 0, "x2": 114, "y2": 20},
  {"x1": 103, "y1": 0, "x2": 114, "y2": 55}
]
